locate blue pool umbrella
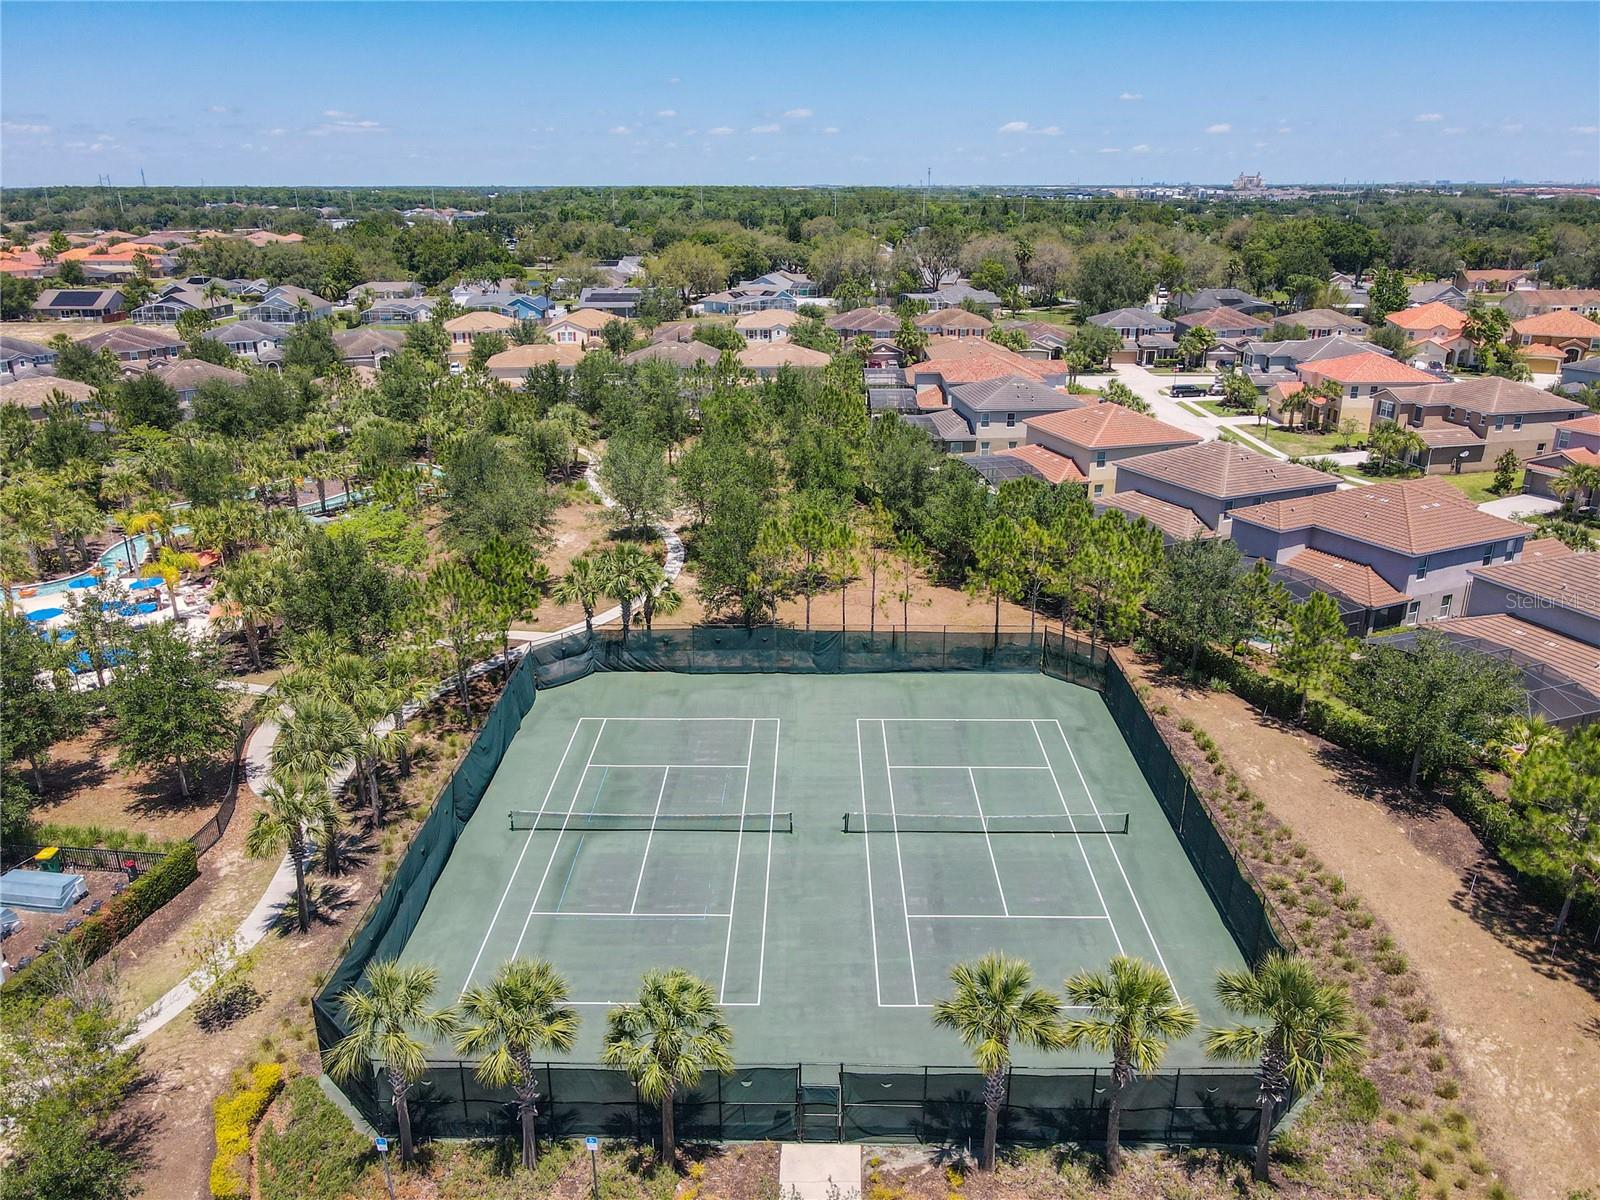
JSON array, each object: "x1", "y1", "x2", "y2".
[
  {"x1": 40, "y1": 628, "x2": 77, "y2": 642},
  {"x1": 127, "y1": 577, "x2": 162, "y2": 591},
  {"x1": 68, "y1": 575, "x2": 98, "y2": 589},
  {"x1": 133, "y1": 601, "x2": 158, "y2": 615},
  {"x1": 25, "y1": 607, "x2": 64, "y2": 623}
]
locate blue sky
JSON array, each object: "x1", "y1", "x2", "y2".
[{"x1": 3, "y1": 2, "x2": 1596, "y2": 187}]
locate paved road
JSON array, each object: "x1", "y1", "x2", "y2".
[{"x1": 1110, "y1": 363, "x2": 1288, "y2": 460}]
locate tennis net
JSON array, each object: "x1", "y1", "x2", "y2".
[
  {"x1": 509, "y1": 810, "x2": 794, "y2": 833},
  {"x1": 843, "y1": 811, "x2": 1130, "y2": 834}
]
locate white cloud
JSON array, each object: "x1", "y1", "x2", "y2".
[
  {"x1": 608, "y1": 125, "x2": 633, "y2": 135},
  {"x1": 1277, "y1": 126, "x2": 1293, "y2": 135},
  {"x1": 1413, "y1": 112, "x2": 1444, "y2": 122},
  {"x1": 784, "y1": 107, "x2": 813, "y2": 119},
  {"x1": 1, "y1": 121, "x2": 51, "y2": 135},
  {"x1": 667, "y1": 76, "x2": 681, "y2": 85},
  {"x1": 1130, "y1": 144, "x2": 1151, "y2": 154},
  {"x1": 1097, "y1": 147, "x2": 1121, "y2": 154},
  {"x1": 323, "y1": 109, "x2": 355, "y2": 119},
  {"x1": 750, "y1": 123, "x2": 780, "y2": 134},
  {"x1": 823, "y1": 126, "x2": 840, "y2": 135},
  {"x1": 997, "y1": 121, "x2": 1059, "y2": 136},
  {"x1": 1119, "y1": 92, "x2": 1143, "y2": 102},
  {"x1": 1204, "y1": 123, "x2": 1231, "y2": 134},
  {"x1": 308, "y1": 115, "x2": 384, "y2": 136},
  {"x1": 263, "y1": 127, "x2": 288, "y2": 137},
  {"x1": 656, "y1": 109, "x2": 677, "y2": 118},
  {"x1": 708, "y1": 126, "x2": 733, "y2": 136},
  {"x1": 1572, "y1": 125, "x2": 1600, "y2": 135}
]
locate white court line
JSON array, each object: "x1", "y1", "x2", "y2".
[
  {"x1": 520, "y1": 910, "x2": 732, "y2": 919},
  {"x1": 880, "y1": 717, "x2": 1055, "y2": 723},
  {"x1": 880, "y1": 719, "x2": 920, "y2": 1006},
  {"x1": 628, "y1": 767, "x2": 672, "y2": 914},
  {"x1": 753, "y1": 717, "x2": 780, "y2": 1005},
  {"x1": 855, "y1": 720, "x2": 883, "y2": 1006},
  {"x1": 908, "y1": 912, "x2": 1110, "y2": 921},
  {"x1": 507, "y1": 718, "x2": 608, "y2": 962},
  {"x1": 1051, "y1": 719, "x2": 1180, "y2": 999},
  {"x1": 569, "y1": 999, "x2": 763, "y2": 1007},
  {"x1": 459, "y1": 718, "x2": 586, "y2": 996},
  {"x1": 967, "y1": 767, "x2": 1009, "y2": 916},
  {"x1": 717, "y1": 719, "x2": 757, "y2": 1003},
  {"x1": 1029, "y1": 720, "x2": 1125, "y2": 957},
  {"x1": 888, "y1": 763, "x2": 1053, "y2": 771},
  {"x1": 583, "y1": 762, "x2": 748, "y2": 769}
]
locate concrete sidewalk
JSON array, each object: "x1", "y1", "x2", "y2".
[{"x1": 779, "y1": 1144, "x2": 862, "y2": 1200}]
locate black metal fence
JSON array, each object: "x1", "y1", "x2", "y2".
[
  {"x1": 315, "y1": 625, "x2": 1283, "y2": 1150},
  {"x1": 0, "y1": 842, "x2": 168, "y2": 876},
  {"x1": 187, "y1": 714, "x2": 254, "y2": 856}
]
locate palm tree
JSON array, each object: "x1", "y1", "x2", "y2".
[
  {"x1": 596, "y1": 543, "x2": 663, "y2": 645},
  {"x1": 323, "y1": 960, "x2": 456, "y2": 1164},
  {"x1": 213, "y1": 553, "x2": 281, "y2": 669},
  {"x1": 117, "y1": 506, "x2": 171, "y2": 570},
  {"x1": 243, "y1": 770, "x2": 325, "y2": 933},
  {"x1": 601, "y1": 968, "x2": 734, "y2": 1169},
  {"x1": 1203, "y1": 953, "x2": 1365, "y2": 1183},
  {"x1": 553, "y1": 555, "x2": 604, "y2": 638},
  {"x1": 641, "y1": 584, "x2": 682, "y2": 633},
  {"x1": 452, "y1": 959, "x2": 580, "y2": 1169},
  {"x1": 931, "y1": 953, "x2": 1064, "y2": 1171},
  {"x1": 1553, "y1": 462, "x2": 1600, "y2": 512},
  {"x1": 271, "y1": 691, "x2": 361, "y2": 807},
  {"x1": 141, "y1": 545, "x2": 200, "y2": 618},
  {"x1": 1061, "y1": 956, "x2": 1198, "y2": 1175}
]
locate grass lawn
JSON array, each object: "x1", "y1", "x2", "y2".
[
  {"x1": 1255, "y1": 424, "x2": 1359, "y2": 458},
  {"x1": 1434, "y1": 471, "x2": 1513, "y2": 504},
  {"x1": 1017, "y1": 307, "x2": 1079, "y2": 328}
]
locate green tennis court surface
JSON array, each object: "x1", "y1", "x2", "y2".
[{"x1": 399, "y1": 672, "x2": 1248, "y2": 1067}]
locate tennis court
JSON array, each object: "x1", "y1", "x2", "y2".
[{"x1": 398, "y1": 670, "x2": 1249, "y2": 1067}]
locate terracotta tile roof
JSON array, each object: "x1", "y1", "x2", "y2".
[
  {"x1": 1437, "y1": 615, "x2": 1600, "y2": 701},
  {"x1": 916, "y1": 307, "x2": 992, "y2": 331},
  {"x1": 738, "y1": 343, "x2": 832, "y2": 370},
  {"x1": 1023, "y1": 403, "x2": 1201, "y2": 451},
  {"x1": 916, "y1": 385, "x2": 946, "y2": 410},
  {"x1": 1512, "y1": 310, "x2": 1600, "y2": 339},
  {"x1": 443, "y1": 311, "x2": 517, "y2": 333},
  {"x1": 1096, "y1": 491, "x2": 1210, "y2": 541},
  {"x1": 1297, "y1": 351, "x2": 1437, "y2": 385},
  {"x1": 1229, "y1": 477, "x2": 1528, "y2": 557},
  {"x1": 1462, "y1": 269, "x2": 1532, "y2": 284},
  {"x1": 1469, "y1": 555, "x2": 1600, "y2": 620},
  {"x1": 827, "y1": 308, "x2": 899, "y2": 334},
  {"x1": 915, "y1": 339, "x2": 1061, "y2": 385},
  {"x1": 999, "y1": 444, "x2": 1085, "y2": 485},
  {"x1": 1284, "y1": 548, "x2": 1409, "y2": 608},
  {"x1": 1524, "y1": 446, "x2": 1600, "y2": 473},
  {"x1": 1392, "y1": 377, "x2": 1587, "y2": 416},
  {"x1": 1183, "y1": 306, "x2": 1268, "y2": 332},
  {"x1": 1387, "y1": 302, "x2": 1468, "y2": 333},
  {"x1": 1521, "y1": 538, "x2": 1575, "y2": 561},
  {"x1": 1558, "y1": 414, "x2": 1600, "y2": 436},
  {"x1": 551, "y1": 308, "x2": 620, "y2": 332},
  {"x1": 1520, "y1": 343, "x2": 1568, "y2": 360},
  {"x1": 486, "y1": 344, "x2": 585, "y2": 377},
  {"x1": 1115, "y1": 441, "x2": 1339, "y2": 500},
  {"x1": 0, "y1": 375, "x2": 99, "y2": 411},
  {"x1": 735, "y1": 309, "x2": 797, "y2": 330},
  {"x1": 1416, "y1": 424, "x2": 1486, "y2": 448}
]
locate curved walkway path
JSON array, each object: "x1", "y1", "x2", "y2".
[{"x1": 129, "y1": 462, "x2": 683, "y2": 1044}]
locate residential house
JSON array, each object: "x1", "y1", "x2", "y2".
[
  {"x1": 443, "y1": 311, "x2": 518, "y2": 359},
  {"x1": 1556, "y1": 357, "x2": 1600, "y2": 397},
  {"x1": 1521, "y1": 414, "x2": 1600, "y2": 501},
  {"x1": 0, "y1": 375, "x2": 98, "y2": 421},
  {"x1": 1094, "y1": 491, "x2": 1214, "y2": 543},
  {"x1": 905, "y1": 407, "x2": 980, "y2": 454},
  {"x1": 546, "y1": 308, "x2": 619, "y2": 346},
  {"x1": 240, "y1": 285, "x2": 333, "y2": 325},
  {"x1": 129, "y1": 283, "x2": 235, "y2": 324},
  {"x1": 1172, "y1": 306, "x2": 1271, "y2": 344},
  {"x1": 1241, "y1": 333, "x2": 1377, "y2": 391},
  {"x1": 80, "y1": 325, "x2": 185, "y2": 363},
  {"x1": 1296, "y1": 352, "x2": 1439, "y2": 432},
  {"x1": 346, "y1": 281, "x2": 424, "y2": 302},
  {"x1": 1020, "y1": 403, "x2": 1201, "y2": 497},
  {"x1": 994, "y1": 320, "x2": 1070, "y2": 360},
  {"x1": 1228, "y1": 477, "x2": 1530, "y2": 626},
  {"x1": 1510, "y1": 310, "x2": 1600, "y2": 366},
  {"x1": 200, "y1": 319, "x2": 286, "y2": 365},
  {"x1": 0, "y1": 335, "x2": 58, "y2": 378},
  {"x1": 826, "y1": 308, "x2": 900, "y2": 338},
  {"x1": 361, "y1": 298, "x2": 437, "y2": 324},
  {"x1": 747, "y1": 269, "x2": 819, "y2": 297},
  {"x1": 698, "y1": 285, "x2": 802, "y2": 315},
  {"x1": 594, "y1": 255, "x2": 646, "y2": 285},
  {"x1": 334, "y1": 328, "x2": 405, "y2": 368},
  {"x1": 902, "y1": 281, "x2": 1002, "y2": 311},
  {"x1": 1466, "y1": 551, "x2": 1600, "y2": 648},
  {"x1": 737, "y1": 343, "x2": 832, "y2": 376},
  {"x1": 1408, "y1": 281, "x2": 1469, "y2": 310},
  {"x1": 906, "y1": 338, "x2": 1068, "y2": 402},
  {"x1": 150, "y1": 359, "x2": 248, "y2": 409},
  {"x1": 1502, "y1": 288, "x2": 1600, "y2": 320},
  {"x1": 57, "y1": 242, "x2": 176, "y2": 281},
  {"x1": 1088, "y1": 308, "x2": 1175, "y2": 365},
  {"x1": 1455, "y1": 269, "x2": 1537, "y2": 294},
  {"x1": 1172, "y1": 288, "x2": 1275, "y2": 316},
  {"x1": 1111, "y1": 441, "x2": 1341, "y2": 535},
  {"x1": 0, "y1": 249, "x2": 48, "y2": 278},
  {"x1": 915, "y1": 308, "x2": 992, "y2": 339},
  {"x1": 735, "y1": 310, "x2": 797, "y2": 342},
  {"x1": 485, "y1": 344, "x2": 585, "y2": 384},
  {"x1": 1374, "y1": 377, "x2": 1588, "y2": 473},
  {"x1": 31, "y1": 288, "x2": 125, "y2": 321},
  {"x1": 1385, "y1": 302, "x2": 1475, "y2": 367},
  {"x1": 1273, "y1": 309, "x2": 1369, "y2": 339},
  {"x1": 623, "y1": 340, "x2": 724, "y2": 369},
  {"x1": 946, "y1": 376, "x2": 1088, "y2": 454},
  {"x1": 577, "y1": 287, "x2": 642, "y2": 317},
  {"x1": 1404, "y1": 612, "x2": 1599, "y2": 727},
  {"x1": 457, "y1": 291, "x2": 552, "y2": 322}
]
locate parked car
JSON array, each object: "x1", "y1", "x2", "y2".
[{"x1": 1170, "y1": 384, "x2": 1205, "y2": 397}]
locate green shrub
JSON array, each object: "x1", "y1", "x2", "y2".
[
  {"x1": 257, "y1": 1076, "x2": 370, "y2": 1200},
  {"x1": 210, "y1": 1061, "x2": 285, "y2": 1200}
]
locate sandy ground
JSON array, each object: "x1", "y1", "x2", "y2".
[{"x1": 1124, "y1": 655, "x2": 1600, "y2": 1200}]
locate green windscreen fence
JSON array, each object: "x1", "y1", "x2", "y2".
[{"x1": 315, "y1": 625, "x2": 1281, "y2": 1148}]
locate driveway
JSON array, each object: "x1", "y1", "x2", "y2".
[
  {"x1": 1477, "y1": 492, "x2": 1562, "y2": 519},
  {"x1": 1108, "y1": 363, "x2": 1217, "y2": 440}
]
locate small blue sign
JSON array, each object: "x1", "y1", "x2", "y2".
[
  {"x1": 375, "y1": 1136, "x2": 389, "y2": 1153},
  {"x1": 585, "y1": 1136, "x2": 599, "y2": 1152}
]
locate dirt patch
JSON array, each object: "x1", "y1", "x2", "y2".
[
  {"x1": 31, "y1": 718, "x2": 233, "y2": 844},
  {"x1": 3, "y1": 867, "x2": 131, "y2": 971},
  {"x1": 868, "y1": 1143, "x2": 1253, "y2": 1200},
  {"x1": 1123, "y1": 654, "x2": 1600, "y2": 1200},
  {"x1": 509, "y1": 497, "x2": 642, "y2": 634}
]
